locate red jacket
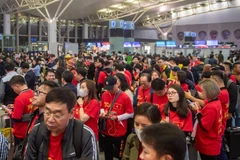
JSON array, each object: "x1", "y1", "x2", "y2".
[{"x1": 195, "y1": 99, "x2": 223, "y2": 155}]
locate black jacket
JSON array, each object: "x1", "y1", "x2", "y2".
[
  {"x1": 63, "y1": 83, "x2": 77, "y2": 97},
  {"x1": 225, "y1": 78, "x2": 238, "y2": 114},
  {"x1": 25, "y1": 70, "x2": 36, "y2": 90},
  {"x1": 25, "y1": 119, "x2": 98, "y2": 160}
]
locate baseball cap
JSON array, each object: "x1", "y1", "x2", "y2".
[
  {"x1": 104, "y1": 75, "x2": 117, "y2": 90},
  {"x1": 171, "y1": 66, "x2": 180, "y2": 72}
]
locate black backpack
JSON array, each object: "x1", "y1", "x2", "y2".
[{"x1": 35, "y1": 119, "x2": 83, "y2": 158}]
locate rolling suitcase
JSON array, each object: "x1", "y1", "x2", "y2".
[{"x1": 225, "y1": 127, "x2": 240, "y2": 159}]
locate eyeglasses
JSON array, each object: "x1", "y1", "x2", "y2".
[
  {"x1": 34, "y1": 90, "x2": 47, "y2": 96},
  {"x1": 167, "y1": 91, "x2": 178, "y2": 96},
  {"x1": 44, "y1": 110, "x2": 64, "y2": 120}
]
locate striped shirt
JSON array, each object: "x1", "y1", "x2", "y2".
[{"x1": 0, "y1": 131, "x2": 9, "y2": 160}]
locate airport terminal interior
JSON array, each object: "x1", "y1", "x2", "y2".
[{"x1": 0, "y1": 0, "x2": 240, "y2": 160}]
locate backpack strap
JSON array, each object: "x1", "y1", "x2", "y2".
[
  {"x1": 226, "y1": 79, "x2": 233, "y2": 88},
  {"x1": 73, "y1": 119, "x2": 84, "y2": 158}
]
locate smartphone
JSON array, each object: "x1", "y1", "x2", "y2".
[{"x1": 187, "y1": 99, "x2": 194, "y2": 106}]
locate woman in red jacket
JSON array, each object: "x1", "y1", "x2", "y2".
[
  {"x1": 74, "y1": 80, "x2": 100, "y2": 140},
  {"x1": 193, "y1": 79, "x2": 222, "y2": 160}
]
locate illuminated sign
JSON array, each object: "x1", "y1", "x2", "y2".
[{"x1": 109, "y1": 20, "x2": 135, "y2": 30}]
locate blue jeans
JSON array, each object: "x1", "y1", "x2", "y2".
[
  {"x1": 185, "y1": 144, "x2": 189, "y2": 160},
  {"x1": 217, "y1": 136, "x2": 228, "y2": 160}
]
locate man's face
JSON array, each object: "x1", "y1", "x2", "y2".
[
  {"x1": 133, "y1": 58, "x2": 139, "y2": 64},
  {"x1": 74, "y1": 72, "x2": 81, "y2": 81},
  {"x1": 21, "y1": 68, "x2": 28, "y2": 74},
  {"x1": 140, "y1": 76, "x2": 151, "y2": 89},
  {"x1": 46, "y1": 72, "x2": 55, "y2": 81},
  {"x1": 32, "y1": 85, "x2": 48, "y2": 107},
  {"x1": 44, "y1": 102, "x2": 73, "y2": 136},
  {"x1": 157, "y1": 59, "x2": 165, "y2": 68}
]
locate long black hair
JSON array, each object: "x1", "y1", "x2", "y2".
[
  {"x1": 164, "y1": 84, "x2": 189, "y2": 118},
  {"x1": 115, "y1": 73, "x2": 130, "y2": 92}
]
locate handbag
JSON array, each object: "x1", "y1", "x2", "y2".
[
  {"x1": 99, "y1": 91, "x2": 122, "y2": 132},
  {"x1": 13, "y1": 138, "x2": 27, "y2": 160}
]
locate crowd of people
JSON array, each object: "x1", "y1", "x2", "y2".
[{"x1": 0, "y1": 50, "x2": 240, "y2": 160}]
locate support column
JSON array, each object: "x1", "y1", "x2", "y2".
[
  {"x1": 66, "y1": 20, "x2": 70, "y2": 42},
  {"x1": 58, "y1": 20, "x2": 61, "y2": 42},
  {"x1": 96, "y1": 26, "x2": 100, "y2": 39},
  {"x1": 89, "y1": 25, "x2": 93, "y2": 38},
  {"x1": 101, "y1": 27, "x2": 105, "y2": 38},
  {"x1": 3, "y1": 14, "x2": 11, "y2": 35},
  {"x1": 75, "y1": 20, "x2": 78, "y2": 43},
  {"x1": 48, "y1": 20, "x2": 58, "y2": 55},
  {"x1": 39, "y1": 18, "x2": 42, "y2": 41},
  {"x1": 82, "y1": 23, "x2": 88, "y2": 39},
  {"x1": 16, "y1": 13, "x2": 19, "y2": 53},
  {"x1": 28, "y1": 15, "x2": 32, "y2": 51}
]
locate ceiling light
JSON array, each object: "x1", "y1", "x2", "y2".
[{"x1": 98, "y1": 8, "x2": 113, "y2": 13}]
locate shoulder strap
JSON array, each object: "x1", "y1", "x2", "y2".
[
  {"x1": 73, "y1": 119, "x2": 84, "y2": 158},
  {"x1": 107, "y1": 90, "x2": 122, "y2": 115}
]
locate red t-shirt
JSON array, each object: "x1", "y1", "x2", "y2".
[
  {"x1": 124, "y1": 70, "x2": 132, "y2": 82},
  {"x1": 146, "y1": 92, "x2": 168, "y2": 109},
  {"x1": 71, "y1": 69, "x2": 78, "y2": 86},
  {"x1": 48, "y1": 132, "x2": 64, "y2": 160},
  {"x1": 218, "y1": 89, "x2": 229, "y2": 133},
  {"x1": 161, "y1": 108, "x2": 193, "y2": 132},
  {"x1": 74, "y1": 99, "x2": 100, "y2": 140},
  {"x1": 101, "y1": 91, "x2": 134, "y2": 137},
  {"x1": 195, "y1": 100, "x2": 223, "y2": 155},
  {"x1": 136, "y1": 86, "x2": 151, "y2": 107},
  {"x1": 195, "y1": 84, "x2": 202, "y2": 92},
  {"x1": 12, "y1": 89, "x2": 34, "y2": 139},
  {"x1": 181, "y1": 83, "x2": 189, "y2": 92},
  {"x1": 230, "y1": 75, "x2": 237, "y2": 83},
  {"x1": 98, "y1": 71, "x2": 114, "y2": 85},
  {"x1": 124, "y1": 73, "x2": 132, "y2": 87}
]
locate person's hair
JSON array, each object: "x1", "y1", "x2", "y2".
[
  {"x1": 169, "y1": 57, "x2": 178, "y2": 65},
  {"x1": 182, "y1": 58, "x2": 190, "y2": 67},
  {"x1": 153, "y1": 64, "x2": 161, "y2": 73},
  {"x1": 199, "y1": 57, "x2": 205, "y2": 62},
  {"x1": 151, "y1": 70, "x2": 161, "y2": 78},
  {"x1": 46, "y1": 88, "x2": 76, "y2": 112},
  {"x1": 134, "y1": 102, "x2": 161, "y2": 123},
  {"x1": 21, "y1": 62, "x2": 30, "y2": 69},
  {"x1": 5, "y1": 62, "x2": 15, "y2": 71},
  {"x1": 223, "y1": 62, "x2": 232, "y2": 70},
  {"x1": 211, "y1": 70, "x2": 224, "y2": 82},
  {"x1": 55, "y1": 67, "x2": 65, "y2": 81},
  {"x1": 233, "y1": 62, "x2": 240, "y2": 69},
  {"x1": 97, "y1": 58, "x2": 104, "y2": 65},
  {"x1": 115, "y1": 73, "x2": 130, "y2": 91},
  {"x1": 45, "y1": 69, "x2": 55, "y2": 77},
  {"x1": 151, "y1": 78, "x2": 165, "y2": 91},
  {"x1": 62, "y1": 70, "x2": 74, "y2": 83},
  {"x1": 76, "y1": 67, "x2": 87, "y2": 77},
  {"x1": 140, "y1": 73, "x2": 151, "y2": 82},
  {"x1": 199, "y1": 79, "x2": 220, "y2": 101},
  {"x1": 39, "y1": 81, "x2": 59, "y2": 92},
  {"x1": 164, "y1": 84, "x2": 189, "y2": 118},
  {"x1": 203, "y1": 64, "x2": 212, "y2": 72},
  {"x1": 81, "y1": 80, "x2": 98, "y2": 103},
  {"x1": 9, "y1": 75, "x2": 26, "y2": 86},
  {"x1": 134, "y1": 64, "x2": 143, "y2": 71},
  {"x1": 201, "y1": 71, "x2": 211, "y2": 79},
  {"x1": 115, "y1": 64, "x2": 124, "y2": 72},
  {"x1": 141, "y1": 123, "x2": 186, "y2": 160},
  {"x1": 176, "y1": 71, "x2": 187, "y2": 84}
]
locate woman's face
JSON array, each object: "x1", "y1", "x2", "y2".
[
  {"x1": 151, "y1": 72, "x2": 159, "y2": 80},
  {"x1": 80, "y1": 82, "x2": 89, "y2": 93},
  {"x1": 167, "y1": 88, "x2": 179, "y2": 104},
  {"x1": 134, "y1": 115, "x2": 152, "y2": 130},
  {"x1": 32, "y1": 60, "x2": 36, "y2": 65}
]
